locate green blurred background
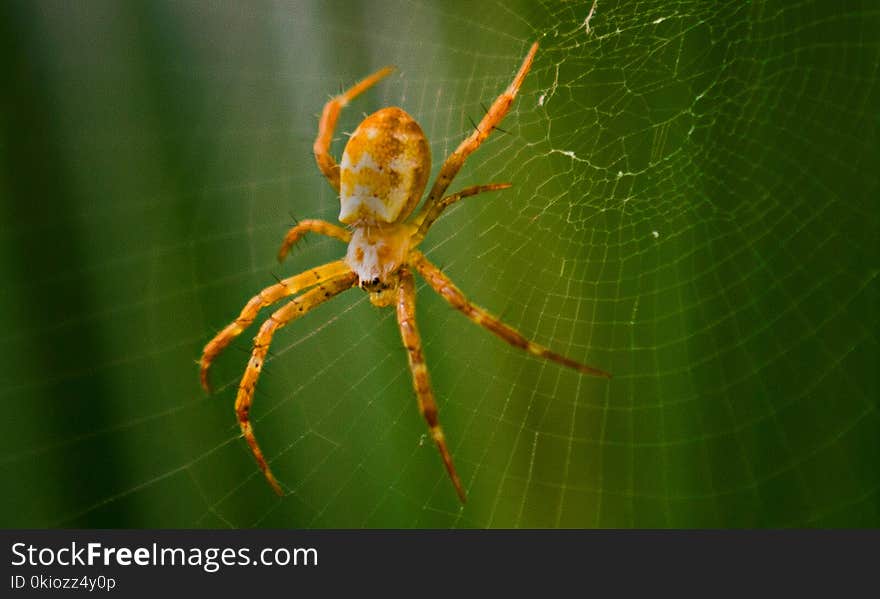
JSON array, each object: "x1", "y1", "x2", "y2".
[{"x1": 1, "y1": 1, "x2": 877, "y2": 528}]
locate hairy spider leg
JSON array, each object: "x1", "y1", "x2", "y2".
[
  {"x1": 410, "y1": 183, "x2": 511, "y2": 245},
  {"x1": 410, "y1": 251, "x2": 611, "y2": 379},
  {"x1": 314, "y1": 66, "x2": 396, "y2": 192},
  {"x1": 235, "y1": 271, "x2": 358, "y2": 495},
  {"x1": 419, "y1": 42, "x2": 538, "y2": 218},
  {"x1": 277, "y1": 219, "x2": 351, "y2": 262},
  {"x1": 396, "y1": 269, "x2": 467, "y2": 503},
  {"x1": 200, "y1": 260, "x2": 353, "y2": 392}
]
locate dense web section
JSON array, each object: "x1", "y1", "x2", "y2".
[{"x1": 0, "y1": 1, "x2": 877, "y2": 528}]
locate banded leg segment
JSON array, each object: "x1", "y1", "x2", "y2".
[
  {"x1": 410, "y1": 183, "x2": 511, "y2": 245},
  {"x1": 236, "y1": 271, "x2": 358, "y2": 495},
  {"x1": 420, "y1": 43, "x2": 537, "y2": 217},
  {"x1": 200, "y1": 260, "x2": 353, "y2": 392},
  {"x1": 410, "y1": 251, "x2": 611, "y2": 379},
  {"x1": 277, "y1": 219, "x2": 351, "y2": 262},
  {"x1": 314, "y1": 66, "x2": 395, "y2": 191},
  {"x1": 396, "y1": 269, "x2": 467, "y2": 503}
]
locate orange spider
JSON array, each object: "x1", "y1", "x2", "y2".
[{"x1": 199, "y1": 42, "x2": 610, "y2": 503}]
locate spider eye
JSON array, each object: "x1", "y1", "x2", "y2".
[
  {"x1": 338, "y1": 107, "x2": 431, "y2": 224},
  {"x1": 371, "y1": 277, "x2": 380, "y2": 286}
]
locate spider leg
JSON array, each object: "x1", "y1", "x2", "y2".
[
  {"x1": 236, "y1": 270, "x2": 358, "y2": 495},
  {"x1": 410, "y1": 183, "x2": 511, "y2": 246},
  {"x1": 277, "y1": 219, "x2": 351, "y2": 262},
  {"x1": 314, "y1": 65, "x2": 395, "y2": 192},
  {"x1": 410, "y1": 251, "x2": 611, "y2": 379},
  {"x1": 420, "y1": 42, "x2": 537, "y2": 216},
  {"x1": 200, "y1": 260, "x2": 352, "y2": 393},
  {"x1": 396, "y1": 268, "x2": 467, "y2": 503}
]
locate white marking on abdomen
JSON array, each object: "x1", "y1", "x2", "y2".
[{"x1": 340, "y1": 151, "x2": 380, "y2": 173}]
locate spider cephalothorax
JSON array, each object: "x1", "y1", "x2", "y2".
[
  {"x1": 346, "y1": 224, "x2": 413, "y2": 306},
  {"x1": 200, "y1": 42, "x2": 611, "y2": 503}
]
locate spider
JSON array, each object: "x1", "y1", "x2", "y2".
[{"x1": 199, "y1": 42, "x2": 610, "y2": 503}]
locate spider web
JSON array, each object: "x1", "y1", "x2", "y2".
[{"x1": 1, "y1": 0, "x2": 877, "y2": 528}]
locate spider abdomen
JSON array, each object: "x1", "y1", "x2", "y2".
[{"x1": 338, "y1": 107, "x2": 431, "y2": 225}]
